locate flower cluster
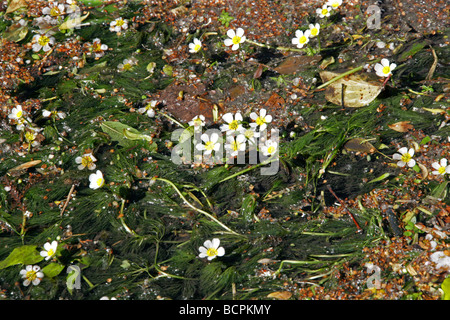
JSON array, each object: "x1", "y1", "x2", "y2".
[
  {"x1": 19, "y1": 240, "x2": 59, "y2": 287},
  {"x1": 8, "y1": 105, "x2": 47, "y2": 149},
  {"x1": 192, "y1": 108, "x2": 278, "y2": 161}
]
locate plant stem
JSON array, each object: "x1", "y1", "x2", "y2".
[
  {"x1": 245, "y1": 39, "x2": 305, "y2": 53},
  {"x1": 219, "y1": 156, "x2": 278, "y2": 183}
]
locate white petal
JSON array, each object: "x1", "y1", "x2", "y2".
[
  {"x1": 398, "y1": 147, "x2": 408, "y2": 155},
  {"x1": 381, "y1": 58, "x2": 390, "y2": 67},
  {"x1": 235, "y1": 113, "x2": 243, "y2": 121},
  {"x1": 203, "y1": 240, "x2": 213, "y2": 248},
  {"x1": 440, "y1": 158, "x2": 447, "y2": 167},
  {"x1": 397, "y1": 161, "x2": 406, "y2": 167},
  {"x1": 236, "y1": 28, "x2": 245, "y2": 38},
  {"x1": 227, "y1": 29, "x2": 236, "y2": 39},
  {"x1": 392, "y1": 153, "x2": 402, "y2": 160},
  {"x1": 407, "y1": 159, "x2": 416, "y2": 167},
  {"x1": 211, "y1": 238, "x2": 221, "y2": 249},
  {"x1": 408, "y1": 148, "x2": 415, "y2": 156},
  {"x1": 231, "y1": 43, "x2": 240, "y2": 51},
  {"x1": 431, "y1": 162, "x2": 441, "y2": 170},
  {"x1": 265, "y1": 115, "x2": 273, "y2": 123},
  {"x1": 222, "y1": 113, "x2": 234, "y2": 124},
  {"x1": 390, "y1": 63, "x2": 397, "y2": 71},
  {"x1": 240, "y1": 36, "x2": 246, "y2": 43},
  {"x1": 217, "y1": 247, "x2": 225, "y2": 257},
  {"x1": 224, "y1": 38, "x2": 234, "y2": 47},
  {"x1": 201, "y1": 133, "x2": 210, "y2": 142},
  {"x1": 210, "y1": 133, "x2": 219, "y2": 143}
]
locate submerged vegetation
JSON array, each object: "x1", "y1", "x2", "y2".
[{"x1": 0, "y1": 0, "x2": 449, "y2": 300}]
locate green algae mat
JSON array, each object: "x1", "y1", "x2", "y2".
[{"x1": 0, "y1": 0, "x2": 449, "y2": 300}]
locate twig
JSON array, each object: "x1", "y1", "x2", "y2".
[
  {"x1": 326, "y1": 185, "x2": 363, "y2": 233},
  {"x1": 60, "y1": 184, "x2": 75, "y2": 216},
  {"x1": 426, "y1": 45, "x2": 438, "y2": 81}
]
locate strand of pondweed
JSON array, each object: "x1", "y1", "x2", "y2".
[
  {"x1": 244, "y1": 39, "x2": 305, "y2": 53},
  {"x1": 314, "y1": 58, "x2": 382, "y2": 90},
  {"x1": 219, "y1": 156, "x2": 279, "y2": 183},
  {"x1": 155, "y1": 177, "x2": 243, "y2": 237}
]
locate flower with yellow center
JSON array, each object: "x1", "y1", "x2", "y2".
[
  {"x1": 260, "y1": 139, "x2": 278, "y2": 157},
  {"x1": 20, "y1": 265, "x2": 44, "y2": 286},
  {"x1": 220, "y1": 112, "x2": 243, "y2": 134},
  {"x1": 89, "y1": 170, "x2": 105, "y2": 189},
  {"x1": 90, "y1": 38, "x2": 108, "y2": 59},
  {"x1": 32, "y1": 33, "x2": 55, "y2": 52},
  {"x1": 326, "y1": 0, "x2": 343, "y2": 9},
  {"x1": 392, "y1": 147, "x2": 416, "y2": 168},
  {"x1": 42, "y1": 1, "x2": 66, "y2": 17},
  {"x1": 316, "y1": 4, "x2": 332, "y2": 18},
  {"x1": 189, "y1": 115, "x2": 206, "y2": 128},
  {"x1": 138, "y1": 100, "x2": 158, "y2": 118},
  {"x1": 188, "y1": 38, "x2": 202, "y2": 53},
  {"x1": 224, "y1": 28, "x2": 246, "y2": 51},
  {"x1": 196, "y1": 133, "x2": 221, "y2": 155},
  {"x1": 431, "y1": 158, "x2": 450, "y2": 176},
  {"x1": 225, "y1": 134, "x2": 246, "y2": 157},
  {"x1": 8, "y1": 105, "x2": 24, "y2": 120},
  {"x1": 374, "y1": 58, "x2": 396, "y2": 78},
  {"x1": 198, "y1": 238, "x2": 225, "y2": 261},
  {"x1": 118, "y1": 57, "x2": 138, "y2": 72},
  {"x1": 292, "y1": 29, "x2": 311, "y2": 48},
  {"x1": 75, "y1": 153, "x2": 97, "y2": 170},
  {"x1": 308, "y1": 23, "x2": 320, "y2": 38},
  {"x1": 110, "y1": 17, "x2": 128, "y2": 33},
  {"x1": 250, "y1": 108, "x2": 272, "y2": 132},
  {"x1": 40, "y1": 240, "x2": 58, "y2": 261}
]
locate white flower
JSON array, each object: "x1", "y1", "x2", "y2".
[
  {"x1": 292, "y1": 29, "x2": 311, "y2": 48},
  {"x1": 431, "y1": 158, "x2": 450, "y2": 176},
  {"x1": 196, "y1": 133, "x2": 221, "y2": 155},
  {"x1": 260, "y1": 139, "x2": 278, "y2": 157},
  {"x1": 32, "y1": 32, "x2": 55, "y2": 52},
  {"x1": 316, "y1": 4, "x2": 332, "y2": 18},
  {"x1": 42, "y1": 109, "x2": 66, "y2": 119},
  {"x1": 65, "y1": 0, "x2": 79, "y2": 14},
  {"x1": 374, "y1": 58, "x2": 396, "y2": 77},
  {"x1": 110, "y1": 17, "x2": 128, "y2": 33},
  {"x1": 188, "y1": 38, "x2": 202, "y2": 53},
  {"x1": 224, "y1": 28, "x2": 246, "y2": 51},
  {"x1": 308, "y1": 23, "x2": 320, "y2": 38},
  {"x1": 198, "y1": 238, "x2": 225, "y2": 261},
  {"x1": 89, "y1": 170, "x2": 105, "y2": 189},
  {"x1": 118, "y1": 57, "x2": 138, "y2": 72},
  {"x1": 239, "y1": 126, "x2": 260, "y2": 145},
  {"x1": 20, "y1": 265, "x2": 44, "y2": 286},
  {"x1": 188, "y1": 115, "x2": 206, "y2": 128},
  {"x1": 90, "y1": 38, "x2": 108, "y2": 59},
  {"x1": 138, "y1": 100, "x2": 157, "y2": 118},
  {"x1": 326, "y1": 0, "x2": 343, "y2": 9},
  {"x1": 40, "y1": 240, "x2": 58, "y2": 261},
  {"x1": 8, "y1": 105, "x2": 24, "y2": 120},
  {"x1": 24, "y1": 128, "x2": 42, "y2": 147},
  {"x1": 75, "y1": 153, "x2": 97, "y2": 170},
  {"x1": 42, "y1": 1, "x2": 66, "y2": 17},
  {"x1": 220, "y1": 112, "x2": 243, "y2": 134},
  {"x1": 430, "y1": 251, "x2": 450, "y2": 271},
  {"x1": 14, "y1": 116, "x2": 31, "y2": 131},
  {"x1": 249, "y1": 109, "x2": 272, "y2": 132},
  {"x1": 392, "y1": 147, "x2": 416, "y2": 168},
  {"x1": 100, "y1": 296, "x2": 117, "y2": 300},
  {"x1": 225, "y1": 134, "x2": 246, "y2": 157}
]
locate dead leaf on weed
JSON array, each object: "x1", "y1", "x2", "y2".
[
  {"x1": 344, "y1": 138, "x2": 376, "y2": 153},
  {"x1": 8, "y1": 160, "x2": 42, "y2": 173},
  {"x1": 388, "y1": 121, "x2": 414, "y2": 132},
  {"x1": 319, "y1": 71, "x2": 383, "y2": 108}
]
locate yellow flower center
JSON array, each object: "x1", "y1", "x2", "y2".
[
  {"x1": 256, "y1": 116, "x2": 266, "y2": 126},
  {"x1": 47, "y1": 249, "x2": 55, "y2": 257},
  {"x1": 193, "y1": 118, "x2": 202, "y2": 126},
  {"x1": 331, "y1": 2, "x2": 339, "y2": 8},
  {"x1": 299, "y1": 36, "x2": 307, "y2": 44},
  {"x1": 116, "y1": 19, "x2": 124, "y2": 27},
  {"x1": 231, "y1": 140, "x2": 243, "y2": 152},
  {"x1": 401, "y1": 153, "x2": 411, "y2": 164},
  {"x1": 97, "y1": 177, "x2": 104, "y2": 187},
  {"x1": 206, "y1": 247, "x2": 218, "y2": 257},
  {"x1": 25, "y1": 132, "x2": 35, "y2": 142},
  {"x1": 50, "y1": 7, "x2": 61, "y2": 16},
  {"x1": 26, "y1": 270, "x2": 38, "y2": 281},
  {"x1": 38, "y1": 35, "x2": 50, "y2": 47},
  {"x1": 322, "y1": 8, "x2": 328, "y2": 16},
  {"x1": 232, "y1": 36, "x2": 241, "y2": 45},
  {"x1": 267, "y1": 146, "x2": 275, "y2": 154},
  {"x1": 81, "y1": 156, "x2": 93, "y2": 168},
  {"x1": 92, "y1": 43, "x2": 101, "y2": 52},
  {"x1": 382, "y1": 66, "x2": 391, "y2": 75},
  {"x1": 438, "y1": 166, "x2": 446, "y2": 175},
  {"x1": 194, "y1": 44, "x2": 201, "y2": 52},
  {"x1": 123, "y1": 63, "x2": 132, "y2": 71},
  {"x1": 205, "y1": 141, "x2": 215, "y2": 151},
  {"x1": 311, "y1": 28, "x2": 318, "y2": 36},
  {"x1": 228, "y1": 120, "x2": 239, "y2": 130},
  {"x1": 16, "y1": 110, "x2": 23, "y2": 118}
]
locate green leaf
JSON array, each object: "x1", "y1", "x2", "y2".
[
  {"x1": 368, "y1": 173, "x2": 390, "y2": 184},
  {"x1": 59, "y1": 12, "x2": 90, "y2": 30},
  {"x1": 100, "y1": 121, "x2": 141, "y2": 148},
  {"x1": 442, "y1": 277, "x2": 450, "y2": 300},
  {"x1": 42, "y1": 263, "x2": 65, "y2": 278},
  {"x1": 0, "y1": 245, "x2": 44, "y2": 269}
]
